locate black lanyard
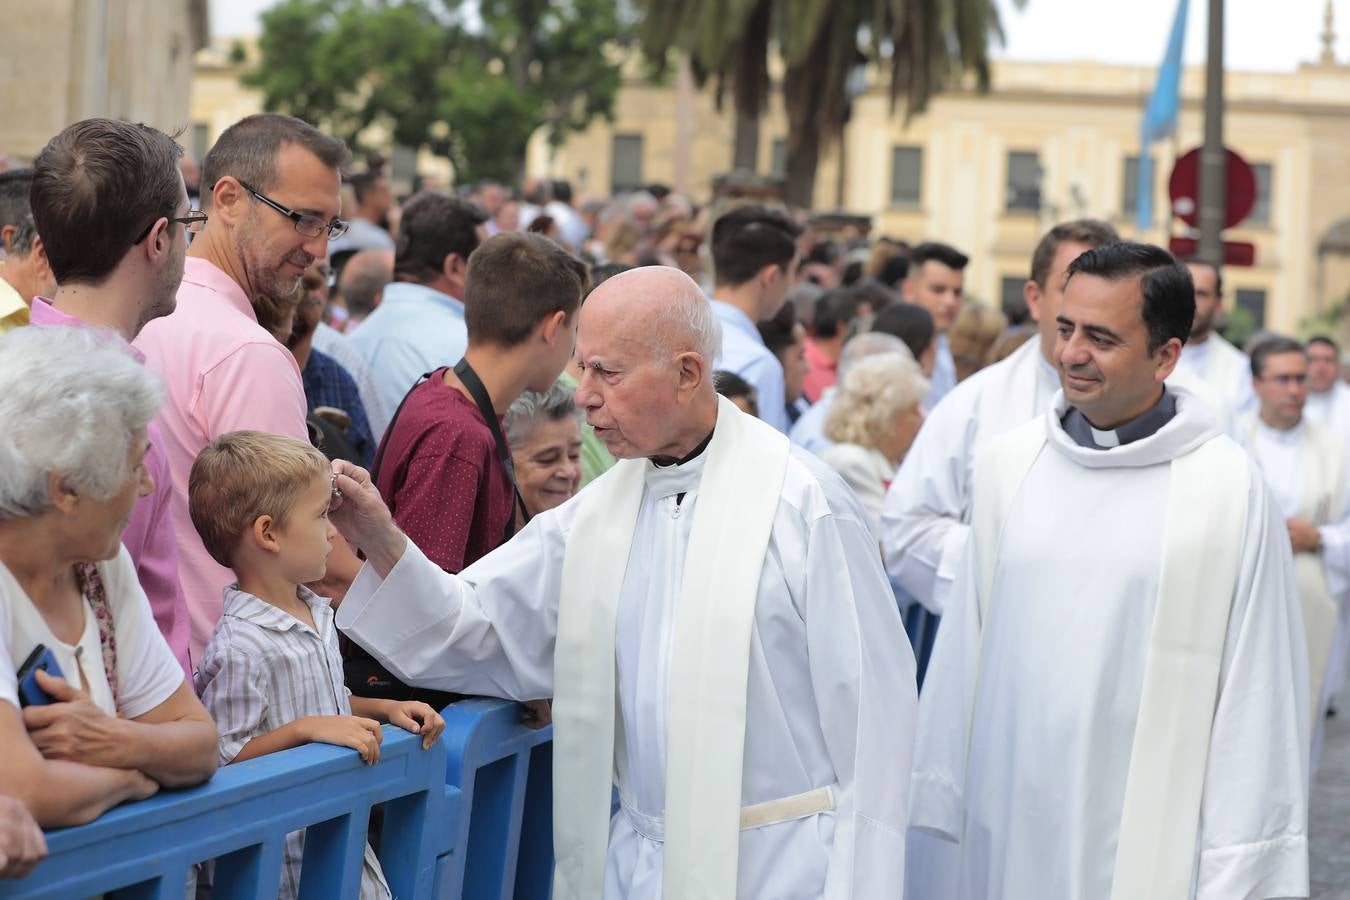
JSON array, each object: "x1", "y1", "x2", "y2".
[
  {"x1": 371, "y1": 362, "x2": 528, "y2": 546},
  {"x1": 453, "y1": 358, "x2": 528, "y2": 541}
]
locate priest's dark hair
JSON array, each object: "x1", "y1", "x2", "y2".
[
  {"x1": 1308, "y1": 334, "x2": 1339, "y2": 355},
  {"x1": 711, "y1": 204, "x2": 802, "y2": 287},
  {"x1": 1066, "y1": 241, "x2": 1194, "y2": 356},
  {"x1": 1249, "y1": 335, "x2": 1306, "y2": 379}
]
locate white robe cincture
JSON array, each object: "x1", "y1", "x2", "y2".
[
  {"x1": 907, "y1": 387, "x2": 1310, "y2": 900},
  {"x1": 337, "y1": 399, "x2": 917, "y2": 900}
]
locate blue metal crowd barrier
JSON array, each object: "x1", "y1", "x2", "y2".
[{"x1": 0, "y1": 699, "x2": 553, "y2": 900}]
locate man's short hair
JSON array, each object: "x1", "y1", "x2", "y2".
[
  {"x1": 1308, "y1": 334, "x2": 1340, "y2": 356},
  {"x1": 394, "y1": 192, "x2": 487, "y2": 284},
  {"x1": 588, "y1": 262, "x2": 633, "y2": 296},
  {"x1": 711, "y1": 205, "x2": 802, "y2": 287},
  {"x1": 756, "y1": 302, "x2": 798, "y2": 359},
  {"x1": 337, "y1": 251, "x2": 393, "y2": 319},
  {"x1": 349, "y1": 171, "x2": 383, "y2": 205},
  {"x1": 552, "y1": 180, "x2": 573, "y2": 204},
  {"x1": 1030, "y1": 219, "x2": 1121, "y2": 287},
  {"x1": 202, "y1": 113, "x2": 350, "y2": 210},
  {"x1": 464, "y1": 232, "x2": 589, "y2": 348},
  {"x1": 0, "y1": 169, "x2": 34, "y2": 235},
  {"x1": 188, "y1": 430, "x2": 331, "y2": 568},
  {"x1": 31, "y1": 120, "x2": 184, "y2": 285},
  {"x1": 1185, "y1": 258, "x2": 1224, "y2": 296},
  {"x1": 908, "y1": 242, "x2": 969, "y2": 275},
  {"x1": 713, "y1": 370, "x2": 758, "y2": 416},
  {"x1": 1250, "y1": 335, "x2": 1306, "y2": 378},
  {"x1": 848, "y1": 278, "x2": 900, "y2": 314},
  {"x1": 872, "y1": 302, "x2": 936, "y2": 362},
  {"x1": 811, "y1": 287, "x2": 864, "y2": 339},
  {"x1": 1066, "y1": 241, "x2": 1194, "y2": 355}
]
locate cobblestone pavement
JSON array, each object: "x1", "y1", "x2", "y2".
[{"x1": 1311, "y1": 708, "x2": 1350, "y2": 898}]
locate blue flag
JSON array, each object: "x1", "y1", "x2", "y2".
[{"x1": 1137, "y1": 0, "x2": 1190, "y2": 230}]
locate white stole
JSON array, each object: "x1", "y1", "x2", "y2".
[
  {"x1": 969, "y1": 419, "x2": 1249, "y2": 899},
  {"x1": 552, "y1": 395, "x2": 791, "y2": 899}
]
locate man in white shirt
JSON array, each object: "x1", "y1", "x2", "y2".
[
  {"x1": 350, "y1": 193, "x2": 488, "y2": 416},
  {"x1": 902, "y1": 242, "x2": 968, "y2": 407},
  {"x1": 709, "y1": 205, "x2": 801, "y2": 433},
  {"x1": 1171, "y1": 260, "x2": 1254, "y2": 422},
  {"x1": 908, "y1": 241, "x2": 1308, "y2": 899},
  {"x1": 332, "y1": 265, "x2": 915, "y2": 899},
  {"x1": 1238, "y1": 336, "x2": 1350, "y2": 760},
  {"x1": 1303, "y1": 334, "x2": 1350, "y2": 444}
]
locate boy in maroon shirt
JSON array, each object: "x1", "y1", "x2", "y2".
[{"x1": 347, "y1": 230, "x2": 588, "y2": 707}]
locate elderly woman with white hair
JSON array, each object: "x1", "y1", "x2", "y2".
[
  {"x1": 821, "y1": 353, "x2": 930, "y2": 532},
  {"x1": 0, "y1": 327, "x2": 217, "y2": 828},
  {"x1": 504, "y1": 381, "x2": 584, "y2": 519}
]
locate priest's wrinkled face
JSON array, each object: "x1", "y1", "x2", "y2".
[
  {"x1": 574, "y1": 266, "x2": 716, "y2": 459},
  {"x1": 1055, "y1": 272, "x2": 1182, "y2": 431}
]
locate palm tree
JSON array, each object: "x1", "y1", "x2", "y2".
[
  {"x1": 638, "y1": 0, "x2": 1015, "y2": 206},
  {"x1": 634, "y1": 0, "x2": 774, "y2": 172}
]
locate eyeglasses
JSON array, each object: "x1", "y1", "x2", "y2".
[
  {"x1": 237, "y1": 179, "x2": 349, "y2": 240},
  {"x1": 1258, "y1": 373, "x2": 1308, "y2": 386},
  {"x1": 132, "y1": 212, "x2": 208, "y2": 245}
]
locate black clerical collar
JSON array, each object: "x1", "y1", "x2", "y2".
[
  {"x1": 651, "y1": 429, "x2": 715, "y2": 468},
  {"x1": 1061, "y1": 388, "x2": 1177, "y2": 450}
]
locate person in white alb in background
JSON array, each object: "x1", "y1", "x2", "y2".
[
  {"x1": 1171, "y1": 259, "x2": 1255, "y2": 425},
  {"x1": 908, "y1": 242, "x2": 1309, "y2": 900},
  {"x1": 1236, "y1": 335, "x2": 1350, "y2": 769},
  {"x1": 1303, "y1": 334, "x2": 1350, "y2": 446}
]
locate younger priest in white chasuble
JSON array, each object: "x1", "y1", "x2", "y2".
[
  {"x1": 329, "y1": 266, "x2": 917, "y2": 900},
  {"x1": 908, "y1": 242, "x2": 1310, "y2": 900},
  {"x1": 881, "y1": 220, "x2": 1120, "y2": 616},
  {"x1": 1237, "y1": 336, "x2": 1350, "y2": 766}
]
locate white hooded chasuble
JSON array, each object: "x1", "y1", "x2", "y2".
[
  {"x1": 337, "y1": 398, "x2": 917, "y2": 899},
  {"x1": 908, "y1": 387, "x2": 1310, "y2": 900}
]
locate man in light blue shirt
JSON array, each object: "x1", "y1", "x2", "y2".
[
  {"x1": 902, "y1": 242, "x2": 968, "y2": 408},
  {"x1": 708, "y1": 205, "x2": 801, "y2": 433},
  {"x1": 351, "y1": 192, "x2": 487, "y2": 415}
]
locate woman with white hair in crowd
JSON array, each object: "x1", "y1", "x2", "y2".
[
  {"x1": 821, "y1": 353, "x2": 930, "y2": 533},
  {"x1": 504, "y1": 380, "x2": 584, "y2": 519},
  {"x1": 0, "y1": 327, "x2": 217, "y2": 827}
]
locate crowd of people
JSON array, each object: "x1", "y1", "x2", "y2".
[{"x1": 0, "y1": 109, "x2": 1342, "y2": 900}]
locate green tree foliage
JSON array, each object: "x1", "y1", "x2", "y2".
[{"x1": 245, "y1": 0, "x2": 626, "y2": 185}]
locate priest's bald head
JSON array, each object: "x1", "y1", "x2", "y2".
[
  {"x1": 574, "y1": 265, "x2": 723, "y2": 460},
  {"x1": 1056, "y1": 241, "x2": 1193, "y2": 431}
]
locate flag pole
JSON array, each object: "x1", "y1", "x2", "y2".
[{"x1": 1197, "y1": 0, "x2": 1226, "y2": 265}]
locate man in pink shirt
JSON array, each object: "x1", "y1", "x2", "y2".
[
  {"x1": 28, "y1": 118, "x2": 203, "y2": 676},
  {"x1": 135, "y1": 114, "x2": 350, "y2": 660}
]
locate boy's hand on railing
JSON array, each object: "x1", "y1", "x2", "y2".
[
  {"x1": 0, "y1": 794, "x2": 46, "y2": 879},
  {"x1": 520, "y1": 700, "x2": 553, "y2": 730},
  {"x1": 386, "y1": 702, "x2": 445, "y2": 750},
  {"x1": 301, "y1": 716, "x2": 383, "y2": 765}
]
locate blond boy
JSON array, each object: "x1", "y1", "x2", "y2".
[{"x1": 189, "y1": 431, "x2": 444, "y2": 900}]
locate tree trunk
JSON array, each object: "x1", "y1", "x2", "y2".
[
  {"x1": 733, "y1": 109, "x2": 760, "y2": 173},
  {"x1": 785, "y1": 134, "x2": 820, "y2": 209}
]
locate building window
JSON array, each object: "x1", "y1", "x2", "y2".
[
  {"x1": 1121, "y1": 155, "x2": 1154, "y2": 218},
  {"x1": 1248, "y1": 162, "x2": 1273, "y2": 227},
  {"x1": 1006, "y1": 151, "x2": 1042, "y2": 213},
  {"x1": 771, "y1": 139, "x2": 787, "y2": 179},
  {"x1": 192, "y1": 123, "x2": 210, "y2": 162},
  {"x1": 890, "y1": 146, "x2": 923, "y2": 208},
  {"x1": 1235, "y1": 288, "x2": 1267, "y2": 330},
  {"x1": 611, "y1": 134, "x2": 644, "y2": 195}
]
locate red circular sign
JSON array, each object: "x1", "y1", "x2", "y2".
[{"x1": 1167, "y1": 147, "x2": 1257, "y2": 230}]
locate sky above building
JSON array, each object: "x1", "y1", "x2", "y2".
[{"x1": 210, "y1": 0, "x2": 1341, "y2": 74}]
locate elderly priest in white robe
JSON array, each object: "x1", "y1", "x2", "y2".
[
  {"x1": 1237, "y1": 335, "x2": 1350, "y2": 766},
  {"x1": 880, "y1": 219, "x2": 1120, "y2": 616},
  {"x1": 909, "y1": 242, "x2": 1310, "y2": 900},
  {"x1": 329, "y1": 265, "x2": 917, "y2": 900}
]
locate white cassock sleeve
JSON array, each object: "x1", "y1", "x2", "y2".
[
  {"x1": 805, "y1": 510, "x2": 917, "y2": 897},
  {"x1": 336, "y1": 511, "x2": 568, "y2": 701},
  {"x1": 1196, "y1": 474, "x2": 1310, "y2": 898},
  {"x1": 880, "y1": 382, "x2": 979, "y2": 615}
]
